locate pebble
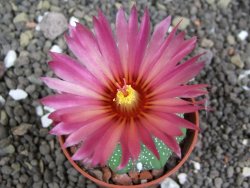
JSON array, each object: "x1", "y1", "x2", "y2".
[
  {"x1": 136, "y1": 162, "x2": 143, "y2": 171},
  {"x1": 227, "y1": 34, "x2": 236, "y2": 45},
  {"x1": 9, "y1": 89, "x2": 28, "y2": 100},
  {"x1": 191, "y1": 161, "x2": 201, "y2": 173},
  {"x1": 41, "y1": 113, "x2": 53, "y2": 128},
  {"x1": 214, "y1": 177, "x2": 223, "y2": 188},
  {"x1": 201, "y1": 38, "x2": 214, "y2": 48},
  {"x1": 36, "y1": 105, "x2": 44, "y2": 116},
  {"x1": 1, "y1": 165, "x2": 12, "y2": 175},
  {"x1": 227, "y1": 166, "x2": 234, "y2": 178},
  {"x1": 177, "y1": 173, "x2": 187, "y2": 184},
  {"x1": 4, "y1": 50, "x2": 17, "y2": 69},
  {"x1": 161, "y1": 177, "x2": 180, "y2": 188},
  {"x1": 238, "y1": 30, "x2": 248, "y2": 41},
  {"x1": 39, "y1": 12, "x2": 68, "y2": 40},
  {"x1": 242, "y1": 139, "x2": 248, "y2": 145},
  {"x1": 172, "y1": 16, "x2": 190, "y2": 30},
  {"x1": 231, "y1": 54, "x2": 244, "y2": 68},
  {"x1": 112, "y1": 174, "x2": 132, "y2": 185},
  {"x1": 0, "y1": 62, "x2": 5, "y2": 78},
  {"x1": 197, "y1": 48, "x2": 214, "y2": 65},
  {"x1": 50, "y1": 45, "x2": 62, "y2": 53},
  {"x1": 11, "y1": 123, "x2": 32, "y2": 136},
  {"x1": 20, "y1": 30, "x2": 33, "y2": 47},
  {"x1": 39, "y1": 143, "x2": 50, "y2": 155},
  {"x1": 69, "y1": 16, "x2": 79, "y2": 27},
  {"x1": 218, "y1": 0, "x2": 231, "y2": 8},
  {"x1": 13, "y1": 12, "x2": 28, "y2": 23},
  {"x1": 242, "y1": 167, "x2": 250, "y2": 177},
  {"x1": 0, "y1": 126, "x2": 8, "y2": 139},
  {"x1": 0, "y1": 95, "x2": 5, "y2": 106}
]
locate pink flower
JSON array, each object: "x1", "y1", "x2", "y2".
[{"x1": 41, "y1": 7, "x2": 208, "y2": 169}]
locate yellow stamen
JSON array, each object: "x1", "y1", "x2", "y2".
[{"x1": 115, "y1": 85, "x2": 138, "y2": 107}]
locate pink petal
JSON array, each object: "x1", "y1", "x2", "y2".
[
  {"x1": 117, "y1": 128, "x2": 130, "y2": 170},
  {"x1": 116, "y1": 8, "x2": 128, "y2": 79},
  {"x1": 41, "y1": 77, "x2": 102, "y2": 99},
  {"x1": 143, "y1": 122, "x2": 181, "y2": 158},
  {"x1": 133, "y1": 8, "x2": 150, "y2": 76},
  {"x1": 64, "y1": 116, "x2": 114, "y2": 147},
  {"x1": 138, "y1": 124, "x2": 160, "y2": 159},
  {"x1": 50, "y1": 122, "x2": 84, "y2": 135},
  {"x1": 150, "y1": 105, "x2": 203, "y2": 114},
  {"x1": 127, "y1": 119, "x2": 140, "y2": 160},
  {"x1": 40, "y1": 94, "x2": 101, "y2": 110},
  {"x1": 94, "y1": 11, "x2": 123, "y2": 80},
  {"x1": 92, "y1": 122, "x2": 124, "y2": 165}
]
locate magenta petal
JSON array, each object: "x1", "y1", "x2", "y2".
[
  {"x1": 128, "y1": 120, "x2": 140, "y2": 160},
  {"x1": 117, "y1": 128, "x2": 130, "y2": 170}
]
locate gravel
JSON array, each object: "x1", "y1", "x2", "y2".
[{"x1": 0, "y1": 0, "x2": 249, "y2": 188}]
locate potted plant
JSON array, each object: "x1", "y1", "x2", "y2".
[{"x1": 41, "y1": 6, "x2": 208, "y2": 187}]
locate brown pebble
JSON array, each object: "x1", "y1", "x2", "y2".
[
  {"x1": 193, "y1": 19, "x2": 201, "y2": 27},
  {"x1": 152, "y1": 169, "x2": 164, "y2": 178},
  {"x1": 227, "y1": 47, "x2": 235, "y2": 56},
  {"x1": 102, "y1": 167, "x2": 111, "y2": 183},
  {"x1": 139, "y1": 170, "x2": 153, "y2": 180},
  {"x1": 26, "y1": 21, "x2": 37, "y2": 28},
  {"x1": 112, "y1": 173, "x2": 132, "y2": 185},
  {"x1": 129, "y1": 171, "x2": 140, "y2": 184}
]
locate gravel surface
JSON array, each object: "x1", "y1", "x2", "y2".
[{"x1": 0, "y1": 0, "x2": 249, "y2": 188}]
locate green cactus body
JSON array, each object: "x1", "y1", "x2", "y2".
[{"x1": 108, "y1": 128, "x2": 187, "y2": 174}]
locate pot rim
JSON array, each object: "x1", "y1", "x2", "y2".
[{"x1": 58, "y1": 109, "x2": 199, "y2": 187}]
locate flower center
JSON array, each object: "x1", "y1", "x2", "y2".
[{"x1": 114, "y1": 79, "x2": 138, "y2": 109}]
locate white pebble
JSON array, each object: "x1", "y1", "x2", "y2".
[
  {"x1": 136, "y1": 162, "x2": 143, "y2": 171},
  {"x1": 50, "y1": 45, "x2": 62, "y2": 53},
  {"x1": 168, "y1": 26, "x2": 173, "y2": 33},
  {"x1": 238, "y1": 30, "x2": 248, "y2": 41},
  {"x1": 35, "y1": 25, "x2": 41, "y2": 31},
  {"x1": 177, "y1": 173, "x2": 187, "y2": 184},
  {"x1": 0, "y1": 95, "x2": 5, "y2": 105},
  {"x1": 191, "y1": 161, "x2": 201, "y2": 173},
  {"x1": 37, "y1": 15, "x2": 43, "y2": 23},
  {"x1": 4, "y1": 50, "x2": 17, "y2": 68},
  {"x1": 69, "y1": 16, "x2": 79, "y2": 27},
  {"x1": 242, "y1": 167, "x2": 250, "y2": 177},
  {"x1": 242, "y1": 139, "x2": 248, "y2": 145},
  {"x1": 9, "y1": 89, "x2": 28, "y2": 100},
  {"x1": 41, "y1": 113, "x2": 53, "y2": 128},
  {"x1": 44, "y1": 106, "x2": 55, "y2": 113},
  {"x1": 161, "y1": 177, "x2": 180, "y2": 188},
  {"x1": 36, "y1": 105, "x2": 44, "y2": 116}
]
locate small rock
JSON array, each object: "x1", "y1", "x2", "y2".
[
  {"x1": 0, "y1": 62, "x2": 5, "y2": 78},
  {"x1": 214, "y1": 177, "x2": 223, "y2": 188},
  {"x1": 40, "y1": 12, "x2": 67, "y2": 40},
  {"x1": 227, "y1": 166, "x2": 234, "y2": 178},
  {"x1": 227, "y1": 47, "x2": 235, "y2": 56},
  {"x1": 37, "y1": 0, "x2": 50, "y2": 10},
  {"x1": 177, "y1": 173, "x2": 187, "y2": 184},
  {"x1": 1, "y1": 165, "x2": 12, "y2": 175},
  {"x1": 0, "y1": 110, "x2": 8, "y2": 126},
  {"x1": 238, "y1": 30, "x2": 248, "y2": 41},
  {"x1": 102, "y1": 167, "x2": 111, "y2": 183},
  {"x1": 128, "y1": 171, "x2": 139, "y2": 184},
  {"x1": 0, "y1": 144, "x2": 15, "y2": 156},
  {"x1": 191, "y1": 161, "x2": 201, "y2": 173},
  {"x1": 41, "y1": 113, "x2": 53, "y2": 128},
  {"x1": 69, "y1": 16, "x2": 79, "y2": 27},
  {"x1": 173, "y1": 17, "x2": 190, "y2": 30},
  {"x1": 242, "y1": 139, "x2": 248, "y2": 145},
  {"x1": 112, "y1": 174, "x2": 132, "y2": 185},
  {"x1": 89, "y1": 169, "x2": 103, "y2": 181},
  {"x1": 26, "y1": 21, "x2": 37, "y2": 29},
  {"x1": 36, "y1": 106, "x2": 44, "y2": 116},
  {"x1": 136, "y1": 162, "x2": 143, "y2": 171},
  {"x1": 0, "y1": 126, "x2": 8, "y2": 139},
  {"x1": 50, "y1": 45, "x2": 62, "y2": 53},
  {"x1": 13, "y1": 12, "x2": 28, "y2": 23},
  {"x1": 197, "y1": 48, "x2": 214, "y2": 65},
  {"x1": 152, "y1": 169, "x2": 164, "y2": 178},
  {"x1": 139, "y1": 171, "x2": 153, "y2": 180},
  {"x1": 231, "y1": 54, "x2": 244, "y2": 68},
  {"x1": 20, "y1": 30, "x2": 33, "y2": 47},
  {"x1": 4, "y1": 50, "x2": 17, "y2": 69},
  {"x1": 12, "y1": 123, "x2": 32, "y2": 136},
  {"x1": 9, "y1": 89, "x2": 28, "y2": 100},
  {"x1": 227, "y1": 35, "x2": 236, "y2": 45},
  {"x1": 201, "y1": 38, "x2": 214, "y2": 48},
  {"x1": 218, "y1": 0, "x2": 231, "y2": 8},
  {"x1": 0, "y1": 95, "x2": 5, "y2": 106},
  {"x1": 242, "y1": 167, "x2": 250, "y2": 177},
  {"x1": 39, "y1": 143, "x2": 50, "y2": 155},
  {"x1": 206, "y1": 0, "x2": 215, "y2": 5},
  {"x1": 161, "y1": 177, "x2": 180, "y2": 188}
]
